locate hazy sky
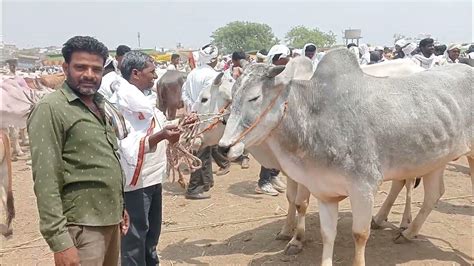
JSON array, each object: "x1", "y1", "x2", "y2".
[{"x1": 1, "y1": 0, "x2": 472, "y2": 50}]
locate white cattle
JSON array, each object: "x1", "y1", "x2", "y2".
[
  {"x1": 195, "y1": 56, "x2": 431, "y2": 255},
  {"x1": 218, "y1": 48, "x2": 472, "y2": 265}
]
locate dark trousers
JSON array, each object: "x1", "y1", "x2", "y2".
[
  {"x1": 187, "y1": 145, "x2": 228, "y2": 195},
  {"x1": 258, "y1": 167, "x2": 280, "y2": 187},
  {"x1": 122, "y1": 184, "x2": 162, "y2": 266},
  {"x1": 211, "y1": 145, "x2": 229, "y2": 169}
]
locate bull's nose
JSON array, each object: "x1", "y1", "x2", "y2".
[{"x1": 217, "y1": 145, "x2": 230, "y2": 157}]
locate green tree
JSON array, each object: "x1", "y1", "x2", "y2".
[
  {"x1": 285, "y1": 26, "x2": 337, "y2": 49},
  {"x1": 211, "y1": 21, "x2": 278, "y2": 54}
]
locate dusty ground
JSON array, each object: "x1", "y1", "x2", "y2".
[{"x1": 0, "y1": 147, "x2": 472, "y2": 265}]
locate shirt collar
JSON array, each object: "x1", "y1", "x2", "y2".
[{"x1": 60, "y1": 82, "x2": 105, "y2": 103}]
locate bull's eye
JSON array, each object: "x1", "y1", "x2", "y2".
[
  {"x1": 249, "y1": 96, "x2": 260, "y2": 102},
  {"x1": 201, "y1": 98, "x2": 208, "y2": 103}
]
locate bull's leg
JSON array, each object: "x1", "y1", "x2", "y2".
[
  {"x1": 0, "y1": 131, "x2": 14, "y2": 236},
  {"x1": 372, "y1": 180, "x2": 404, "y2": 230},
  {"x1": 467, "y1": 156, "x2": 474, "y2": 199},
  {"x1": 8, "y1": 127, "x2": 24, "y2": 159},
  {"x1": 394, "y1": 167, "x2": 445, "y2": 243},
  {"x1": 400, "y1": 178, "x2": 415, "y2": 229},
  {"x1": 319, "y1": 200, "x2": 339, "y2": 266},
  {"x1": 350, "y1": 186, "x2": 375, "y2": 266},
  {"x1": 276, "y1": 177, "x2": 298, "y2": 240},
  {"x1": 19, "y1": 128, "x2": 29, "y2": 146},
  {"x1": 284, "y1": 183, "x2": 310, "y2": 255}
]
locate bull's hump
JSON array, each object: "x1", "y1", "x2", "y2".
[{"x1": 314, "y1": 48, "x2": 363, "y2": 79}]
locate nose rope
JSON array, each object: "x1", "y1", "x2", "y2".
[
  {"x1": 166, "y1": 106, "x2": 230, "y2": 190},
  {"x1": 229, "y1": 86, "x2": 288, "y2": 147}
]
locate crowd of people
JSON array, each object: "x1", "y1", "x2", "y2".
[{"x1": 13, "y1": 34, "x2": 472, "y2": 266}]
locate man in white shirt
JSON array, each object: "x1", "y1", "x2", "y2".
[
  {"x1": 412, "y1": 38, "x2": 441, "y2": 69},
  {"x1": 166, "y1": 54, "x2": 180, "y2": 71},
  {"x1": 182, "y1": 44, "x2": 230, "y2": 199},
  {"x1": 113, "y1": 51, "x2": 184, "y2": 265},
  {"x1": 98, "y1": 45, "x2": 131, "y2": 100}
]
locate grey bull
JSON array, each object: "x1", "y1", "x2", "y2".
[
  {"x1": 218, "y1": 48, "x2": 473, "y2": 266},
  {"x1": 195, "y1": 56, "x2": 431, "y2": 256}
]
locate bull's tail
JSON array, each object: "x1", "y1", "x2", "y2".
[{"x1": 6, "y1": 190, "x2": 14, "y2": 228}]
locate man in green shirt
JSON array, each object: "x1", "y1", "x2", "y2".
[{"x1": 28, "y1": 36, "x2": 128, "y2": 266}]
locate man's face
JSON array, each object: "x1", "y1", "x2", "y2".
[
  {"x1": 232, "y1": 59, "x2": 240, "y2": 67},
  {"x1": 62, "y1": 51, "x2": 104, "y2": 96},
  {"x1": 448, "y1": 49, "x2": 460, "y2": 61},
  {"x1": 172, "y1": 57, "x2": 180, "y2": 65},
  {"x1": 133, "y1": 61, "x2": 157, "y2": 90},
  {"x1": 9, "y1": 64, "x2": 16, "y2": 74},
  {"x1": 421, "y1": 44, "x2": 435, "y2": 57},
  {"x1": 116, "y1": 55, "x2": 124, "y2": 69},
  {"x1": 305, "y1": 51, "x2": 315, "y2": 59}
]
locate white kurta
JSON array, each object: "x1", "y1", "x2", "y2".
[{"x1": 110, "y1": 80, "x2": 168, "y2": 192}]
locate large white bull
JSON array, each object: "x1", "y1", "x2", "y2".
[{"x1": 217, "y1": 48, "x2": 473, "y2": 266}]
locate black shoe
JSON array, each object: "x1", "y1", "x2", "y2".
[{"x1": 185, "y1": 192, "x2": 211, "y2": 200}]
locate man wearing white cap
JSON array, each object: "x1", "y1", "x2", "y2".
[
  {"x1": 440, "y1": 43, "x2": 461, "y2": 65},
  {"x1": 182, "y1": 44, "x2": 229, "y2": 199}
]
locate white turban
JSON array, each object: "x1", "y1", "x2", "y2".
[
  {"x1": 266, "y1": 44, "x2": 291, "y2": 64},
  {"x1": 402, "y1": 43, "x2": 417, "y2": 57},
  {"x1": 395, "y1": 39, "x2": 407, "y2": 47},
  {"x1": 446, "y1": 43, "x2": 462, "y2": 51},
  {"x1": 104, "y1": 56, "x2": 118, "y2": 72},
  {"x1": 199, "y1": 44, "x2": 219, "y2": 64},
  {"x1": 256, "y1": 51, "x2": 267, "y2": 60}
]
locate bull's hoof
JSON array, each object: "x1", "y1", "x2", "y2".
[
  {"x1": 371, "y1": 218, "x2": 383, "y2": 230},
  {"x1": 284, "y1": 242, "x2": 303, "y2": 255},
  {"x1": 276, "y1": 232, "x2": 293, "y2": 241},
  {"x1": 393, "y1": 231, "x2": 411, "y2": 244},
  {"x1": 2, "y1": 228, "x2": 13, "y2": 238}
]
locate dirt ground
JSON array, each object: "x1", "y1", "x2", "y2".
[{"x1": 0, "y1": 147, "x2": 472, "y2": 265}]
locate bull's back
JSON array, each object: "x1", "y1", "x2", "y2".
[{"x1": 361, "y1": 65, "x2": 472, "y2": 168}]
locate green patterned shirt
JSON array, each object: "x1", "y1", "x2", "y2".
[{"x1": 28, "y1": 83, "x2": 124, "y2": 252}]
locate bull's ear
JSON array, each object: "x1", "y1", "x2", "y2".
[
  {"x1": 266, "y1": 65, "x2": 286, "y2": 78},
  {"x1": 213, "y1": 72, "x2": 224, "y2": 85}
]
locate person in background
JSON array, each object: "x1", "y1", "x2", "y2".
[
  {"x1": 115, "y1": 44, "x2": 131, "y2": 70},
  {"x1": 440, "y1": 43, "x2": 461, "y2": 64},
  {"x1": 412, "y1": 38, "x2": 441, "y2": 69},
  {"x1": 302, "y1": 43, "x2": 319, "y2": 71},
  {"x1": 167, "y1": 54, "x2": 180, "y2": 70},
  {"x1": 182, "y1": 44, "x2": 230, "y2": 200}
]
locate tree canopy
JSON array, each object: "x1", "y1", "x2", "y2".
[
  {"x1": 285, "y1": 26, "x2": 337, "y2": 48},
  {"x1": 211, "y1": 21, "x2": 279, "y2": 54}
]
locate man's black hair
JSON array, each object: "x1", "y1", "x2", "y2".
[
  {"x1": 116, "y1": 45, "x2": 132, "y2": 57},
  {"x1": 305, "y1": 45, "x2": 317, "y2": 53},
  {"x1": 347, "y1": 43, "x2": 357, "y2": 49},
  {"x1": 419, "y1": 38, "x2": 434, "y2": 48},
  {"x1": 258, "y1": 49, "x2": 268, "y2": 56},
  {"x1": 171, "y1": 53, "x2": 180, "y2": 60},
  {"x1": 232, "y1": 51, "x2": 246, "y2": 61},
  {"x1": 62, "y1": 36, "x2": 108, "y2": 64},
  {"x1": 434, "y1": 44, "x2": 447, "y2": 56}
]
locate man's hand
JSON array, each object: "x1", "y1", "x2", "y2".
[
  {"x1": 120, "y1": 210, "x2": 130, "y2": 236},
  {"x1": 54, "y1": 246, "x2": 80, "y2": 266},
  {"x1": 182, "y1": 113, "x2": 198, "y2": 126},
  {"x1": 162, "y1": 125, "x2": 181, "y2": 144}
]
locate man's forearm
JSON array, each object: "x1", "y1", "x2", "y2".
[{"x1": 148, "y1": 131, "x2": 166, "y2": 149}]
